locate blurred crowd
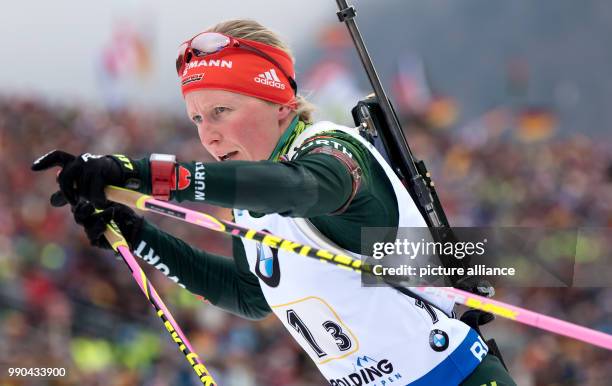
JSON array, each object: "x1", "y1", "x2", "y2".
[{"x1": 0, "y1": 95, "x2": 611, "y2": 386}]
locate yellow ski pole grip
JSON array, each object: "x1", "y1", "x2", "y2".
[{"x1": 106, "y1": 185, "x2": 150, "y2": 211}]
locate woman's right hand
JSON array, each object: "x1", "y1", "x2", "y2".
[{"x1": 31, "y1": 150, "x2": 141, "y2": 208}]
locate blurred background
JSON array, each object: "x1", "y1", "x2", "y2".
[{"x1": 1, "y1": 0, "x2": 611, "y2": 385}]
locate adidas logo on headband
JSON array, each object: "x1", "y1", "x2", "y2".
[{"x1": 254, "y1": 68, "x2": 286, "y2": 90}]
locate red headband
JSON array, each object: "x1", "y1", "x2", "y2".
[{"x1": 180, "y1": 37, "x2": 297, "y2": 108}]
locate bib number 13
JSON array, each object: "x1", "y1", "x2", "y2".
[{"x1": 287, "y1": 309, "x2": 353, "y2": 358}]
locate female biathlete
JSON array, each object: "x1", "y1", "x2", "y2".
[{"x1": 32, "y1": 19, "x2": 516, "y2": 386}]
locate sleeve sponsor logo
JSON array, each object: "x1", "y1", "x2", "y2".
[
  {"x1": 133, "y1": 240, "x2": 185, "y2": 288},
  {"x1": 194, "y1": 162, "x2": 206, "y2": 201},
  {"x1": 171, "y1": 165, "x2": 191, "y2": 191}
]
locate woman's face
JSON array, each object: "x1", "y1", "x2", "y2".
[{"x1": 185, "y1": 89, "x2": 292, "y2": 162}]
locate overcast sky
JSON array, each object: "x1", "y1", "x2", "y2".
[
  {"x1": 3, "y1": 1, "x2": 611, "y2": 136},
  {"x1": 0, "y1": 0, "x2": 337, "y2": 109}
]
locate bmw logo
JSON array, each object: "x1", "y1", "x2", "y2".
[{"x1": 429, "y1": 329, "x2": 449, "y2": 352}]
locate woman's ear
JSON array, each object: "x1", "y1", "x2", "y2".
[{"x1": 277, "y1": 104, "x2": 293, "y2": 121}]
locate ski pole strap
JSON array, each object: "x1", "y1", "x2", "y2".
[{"x1": 101, "y1": 213, "x2": 218, "y2": 385}]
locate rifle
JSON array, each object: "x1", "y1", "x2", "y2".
[{"x1": 335, "y1": 0, "x2": 493, "y2": 296}]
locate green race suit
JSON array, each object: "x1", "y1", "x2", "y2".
[
  {"x1": 130, "y1": 118, "x2": 397, "y2": 318},
  {"x1": 128, "y1": 117, "x2": 514, "y2": 385}
]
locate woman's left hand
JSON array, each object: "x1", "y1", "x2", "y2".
[{"x1": 72, "y1": 200, "x2": 143, "y2": 250}]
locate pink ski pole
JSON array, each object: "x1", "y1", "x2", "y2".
[
  {"x1": 103, "y1": 217, "x2": 218, "y2": 385},
  {"x1": 413, "y1": 286, "x2": 612, "y2": 351},
  {"x1": 106, "y1": 186, "x2": 612, "y2": 351}
]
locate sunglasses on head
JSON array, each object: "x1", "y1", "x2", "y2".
[{"x1": 176, "y1": 32, "x2": 297, "y2": 94}]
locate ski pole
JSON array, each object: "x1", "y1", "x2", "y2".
[
  {"x1": 105, "y1": 185, "x2": 612, "y2": 351},
  {"x1": 106, "y1": 186, "x2": 366, "y2": 273},
  {"x1": 413, "y1": 287, "x2": 612, "y2": 351},
  {"x1": 103, "y1": 215, "x2": 218, "y2": 385}
]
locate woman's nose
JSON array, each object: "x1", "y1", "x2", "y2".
[{"x1": 198, "y1": 125, "x2": 222, "y2": 147}]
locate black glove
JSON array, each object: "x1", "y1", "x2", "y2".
[
  {"x1": 31, "y1": 150, "x2": 141, "y2": 207},
  {"x1": 72, "y1": 201, "x2": 144, "y2": 250}
]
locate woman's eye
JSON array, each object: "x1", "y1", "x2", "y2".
[
  {"x1": 192, "y1": 115, "x2": 203, "y2": 124},
  {"x1": 214, "y1": 107, "x2": 228, "y2": 115}
]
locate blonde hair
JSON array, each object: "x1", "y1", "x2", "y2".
[{"x1": 205, "y1": 19, "x2": 316, "y2": 123}]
